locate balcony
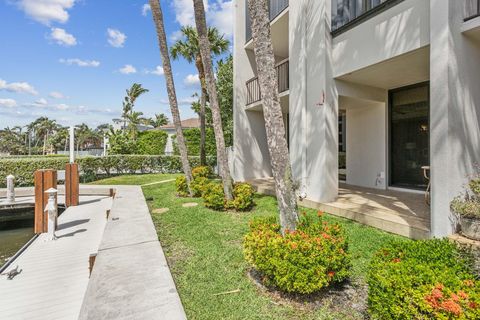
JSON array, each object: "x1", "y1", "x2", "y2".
[
  {"x1": 331, "y1": 0, "x2": 404, "y2": 36},
  {"x1": 246, "y1": 0, "x2": 289, "y2": 42},
  {"x1": 246, "y1": 59, "x2": 289, "y2": 106},
  {"x1": 465, "y1": 0, "x2": 480, "y2": 21}
]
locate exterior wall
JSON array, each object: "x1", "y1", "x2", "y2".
[
  {"x1": 332, "y1": 0, "x2": 430, "y2": 77},
  {"x1": 290, "y1": 0, "x2": 338, "y2": 203},
  {"x1": 430, "y1": 0, "x2": 480, "y2": 237},
  {"x1": 346, "y1": 102, "x2": 387, "y2": 189},
  {"x1": 232, "y1": 0, "x2": 272, "y2": 181}
]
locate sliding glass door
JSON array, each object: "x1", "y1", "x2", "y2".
[{"x1": 389, "y1": 83, "x2": 429, "y2": 189}]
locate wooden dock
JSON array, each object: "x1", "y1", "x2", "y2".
[{"x1": 0, "y1": 195, "x2": 112, "y2": 320}]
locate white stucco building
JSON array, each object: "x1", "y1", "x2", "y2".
[{"x1": 232, "y1": 0, "x2": 480, "y2": 238}]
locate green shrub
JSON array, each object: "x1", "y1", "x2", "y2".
[
  {"x1": 367, "y1": 239, "x2": 480, "y2": 319},
  {"x1": 202, "y1": 182, "x2": 225, "y2": 210},
  {"x1": 451, "y1": 175, "x2": 480, "y2": 219},
  {"x1": 0, "y1": 155, "x2": 216, "y2": 187},
  {"x1": 190, "y1": 177, "x2": 209, "y2": 198},
  {"x1": 192, "y1": 166, "x2": 212, "y2": 179},
  {"x1": 243, "y1": 213, "x2": 351, "y2": 294},
  {"x1": 173, "y1": 128, "x2": 217, "y2": 156},
  {"x1": 137, "y1": 130, "x2": 168, "y2": 155},
  {"x1": 232, "y1": 183, "x2": 255, "y2": 211},
  {"x1": 175, "y1": 176, "x2": 189, "y2": 197},
  {"x1": 469, "y1": 179, "x2": 480, "y2": 197}
]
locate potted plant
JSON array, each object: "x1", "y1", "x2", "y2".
[{"x1": 451, "y1": 176, "x2": 480, "y2": 240}]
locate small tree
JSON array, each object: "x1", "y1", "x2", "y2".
[
  {"x1": 192, "y1": 0, "x2": 233, "y2": 201},
  {"x1": 149, "y1": 0, "x2": 194, "y2": 195},
  {"x1": 247, "y1": 0, "x2": 298, "y2": 233}
]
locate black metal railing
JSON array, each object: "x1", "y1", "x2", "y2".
[
  {"x1": 246, "y1": 59, "x2": 289, "y2": 105},
  {"x1": 332, "y1": 0, "x2": 403, "y2": 36},
  {"x1": 465, "y1": 0, "x2": 480, "y2": 21},
  {"x1": 246, "y1": 0, "x2": 289, "y2": 41}
]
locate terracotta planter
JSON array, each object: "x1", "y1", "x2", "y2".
[{"x1": 460, "y1": 216, "x2": 480, "y2": 241}]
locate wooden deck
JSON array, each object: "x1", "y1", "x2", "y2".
[
  {"x1": 0, "y1": 195, "x2": 111, "y2": 320},
  {"x1": 250, "y1": 178, "x2": 431, "y2": 239}
]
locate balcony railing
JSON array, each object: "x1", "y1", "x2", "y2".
[
  {"x1": 246, "y1": 59, "x2": 289, "y2": 106},
  {"x1": 465, "y1": 0, "x2": 480, "y2": 21},
  {"x1": 246, "y1": 0, "x2": 289, "y2": 41},
  {"x1": 332, "y1": 0, "x2": 403, "y2": 36}
]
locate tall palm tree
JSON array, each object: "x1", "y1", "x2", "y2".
[
  {"x1": 247, "y1": 0, "x2": 298, "y2": 233},
  {"x1": 192, "y1": 0, "x2": 233, "y2": 201},
  {"x1": 126, "y1": 111, "x2": 146, "y2": 140},
  {"x1": 149, "y1": 0, "x2": 194, "y2": 195},
  {"x1": 122, "y1": 83, "x2": 149, "y2": 130},
  {"x1": 171, "y1": 26, "x2": 229, "y2": 166}
]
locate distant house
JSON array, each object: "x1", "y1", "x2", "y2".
[
  {"x1": 111, "y1": 118, "x2": 153, "y2": 133},
  {"x1": 158, "y1": 118, "x2": 200, "y2": 155}
]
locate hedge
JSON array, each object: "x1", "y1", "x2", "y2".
[
  {"x1": 368, "y1": 239, "x2": 480, "y2": 319},
  {"x1": 0, "y1": 155, "x2": 216, "y2": 187}
]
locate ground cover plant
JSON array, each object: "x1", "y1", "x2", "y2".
[
  {"x1": 93, "y1": 174, "x2": 403, "y2": 319},
  {"x1": 368, "y1": 239, "x2": 480, "y2": 319}
]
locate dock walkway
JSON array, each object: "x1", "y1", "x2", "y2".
[{"x1": 0, "y1": 195, "x2": 111, "y2": 320}]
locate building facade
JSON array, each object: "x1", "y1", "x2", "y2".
[{"x1": 232, "y1": 0, "x2": 480, "y2": 238}]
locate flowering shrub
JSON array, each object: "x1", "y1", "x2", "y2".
[
  {"x1": 175, "y1": 176, "x2": 189, "y2": 197},
  {"x1": 243, "y1": 212, "x2": 351, "y2": 294},
  {"x1": 202, "y1": 182, "x2": 225, "y2": 210},
  {"x1": 192, "y1": 166, "x2": 212, "y2": 179},
  {"x1": 232, "y1": 183, "x2": 255, "y2": 211},
  {"x1": 190, "y1": 177, "x2": 209, "y2": 198},
  {"x1": 368, "y1": 239, "x2": 480, "y2": 319}
]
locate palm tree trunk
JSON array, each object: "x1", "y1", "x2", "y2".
[
  {"x1": 247, "y1": 0, "x2": 298, "y2": 233},
  {"x1": 193, "y1": 0, "x2": 233, "y2": 201},
  {"x1": 149, "y1": 0, "x2": 194, "y2": 195},
  {"x1": 196, "y1": 56, "x2": 207, "y2": 166}
]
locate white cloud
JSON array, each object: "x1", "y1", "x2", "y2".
[
  {"x1": 161, "y1": 96, "x2": 196, "y2": 106},
  {"x1": 172, "y1": 0, "x2": 208, "y2": 26},
  {"x1": 145, "y1": 66, "x2": 164, "y2": 76},
  {"x1": 55, "y1": 103, "x2": 70, "y2": 110},
  {"x1": 49, "y1": 27, "x2": 77, "y2": 46},
  {"x1": 59, "y1": 58, "x2": 100, "y2": 67},
  {"x1": 184, "y1": 74, "x2": 200, "y2": 87},
  {"x1": 119, "y1": 64, "x2": 137, "y2": 74},
  {"x1": 0, "y1": 98, "x2": 17, "y2": 108},
  {"x1": 35, "y1": 98, "x2": 48, "y2": 106},
  {"x1": 0, "y1": 79, "x2": 38, "y2": 95},
  {"x1": 142, "y1": 4, "x2": 151, "y2": 16},
  {"x1": 49, "y1": 91, "x2": 66, "y2": 99},
  {"x1": 169, "y1": 30, "x2": 183, "y2": 42},
  {"x1": 171, "y1": 0, "x2": 232, "y2": 38},
  {"x1": 107, "y1": 28, "x2": 126, "y2": 48},
  {"x1": 16, "y1": 0, "x2": 76, "y2": 25}
]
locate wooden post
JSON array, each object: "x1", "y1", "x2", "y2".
[
  {"x1": 65, "y1": 163, "x2": 79, "y2": 207},
  {"x1": 34, "y1": 170, "x2": 57, "y2": 234}
]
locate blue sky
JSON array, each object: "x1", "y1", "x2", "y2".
[{"x1": 0, "y1": 0, "x2": 233, "y2": 129}]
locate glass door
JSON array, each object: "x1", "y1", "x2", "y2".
[{"x1": 389, "y1": 83, "x2": 429, "y2": 189}]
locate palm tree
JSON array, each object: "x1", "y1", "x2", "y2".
[
  {"x1": 149, "y1": 0, "x2": 194, "y2": 195},
  {"x1": 122, "y1": 83, "x2": 149, "y2": 130},
  {"x1": 171, "y1": 26, "x2": 229, "y2": 166},
  {"x1": 192, "y1": 0, "x2": 233, "y2": 201},
  {"x1": 126, "y1": 111, "x2": 146, "y2": 140},
  {"x1": 247, "y1": 0, "x2": 298, "y2": 233},
  {"x1": 150, "y1": 113, "x2": 169, "y2": 128}
]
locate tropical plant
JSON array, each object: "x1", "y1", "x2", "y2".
[
  {"x1": 149, "y1": 0, "x2": 194, "y2": 196},
  {"x1": 193, "y1": 0, "x2": 233, "y2": 201},
  {"x1": 171, "y1": 25, "x2": 229, "y2": 165},
  {"x1": 247, "y1": 0, "x2": 298, "y2": 233},
  {"x1": 150, "y1": 113, "x2": 169, "y2": 128}
]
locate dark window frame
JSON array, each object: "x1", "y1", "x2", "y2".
[
  {"x1": 332, "y1": 0, "x2": 405, "y2": 37},
  {"x1": 388, "y1": 81, "x2": 430, "y2": 190}
]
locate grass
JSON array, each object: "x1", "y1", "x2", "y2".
[
  {"x1": 89, "y1": 173, "x2": 180, "y2": 185},
  {"x1": 93, "y1": 174, "x2": 404, "y2": 320}
]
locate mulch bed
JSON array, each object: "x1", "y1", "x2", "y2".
[{"x1": 247, "y1": 268, "x2": 369, "y2": 319}]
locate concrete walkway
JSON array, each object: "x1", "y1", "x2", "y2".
[
  {"x1": 0, "y1": 195, "x2": 111, "y2": 320},
  {"x1": 78, "y1": 186, "x2": 186, "y2": 320}
]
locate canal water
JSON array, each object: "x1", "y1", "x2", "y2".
[{"x1": 0, "y1": 209, "x2": 35, "y2": 269}]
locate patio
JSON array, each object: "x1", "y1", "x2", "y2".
[{"x1": 250, "y1": 178, "x2": 430, "y2": 239}]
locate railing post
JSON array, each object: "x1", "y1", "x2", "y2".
[
  {"x1": 34, "y1": 170, "x2": 57, "y2": 234},
  {"x1": 65, "y1": 163, "x2": 79, "y2": 207},
  {"x1": 6, "y1": 175, "x2": 15, "y2": 204}
]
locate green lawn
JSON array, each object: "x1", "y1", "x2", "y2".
[
  {"x1": 93, "y1": 174, "x2": 404, "y2": 320},
  {"x1": 89, "y1": 173, "x2": 180, "y2": 185}
]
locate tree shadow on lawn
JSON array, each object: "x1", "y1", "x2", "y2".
[{"x1": 247, "y1": 268, "x2": 368, "y2": 320}]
